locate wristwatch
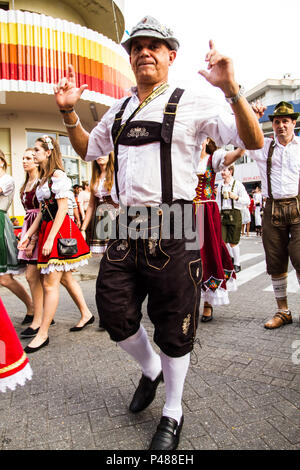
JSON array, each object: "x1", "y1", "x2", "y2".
[{"x1": 225, "y1": 85, "x2": 245, "y2": 105}]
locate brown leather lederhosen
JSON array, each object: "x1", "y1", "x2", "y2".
[{"x1": 262, "y1": 141, "x2": 300, "y2": 274}]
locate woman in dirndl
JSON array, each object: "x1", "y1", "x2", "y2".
[
  {"x1": 18, "y1": 136, "x2": 91, "y2": 353},
  {"x1": 0, "y1": 296, "x2": 32, "y2": 393},
  {"x1": 17, "y1": 148, "x2": 44, "y2": 333},
  {"x1": 194, "y1": 139, "x2": 244, "y2": 322},
  {"x1": 0, "y1": 150, "x2": 33, "y2": 317},
  {"x1": 80, "y1": 153, "x2": 118, "y2": 254}
]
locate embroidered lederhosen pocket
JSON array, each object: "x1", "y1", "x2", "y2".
[
  {"x1": 143, "y1": 232, "x2": 171, "y2": 271},
  {"x1": 221, "y1": 209, "x2": 235, "y2": 224},
  {"x1": 188, "y1": 258, "x2": 202, "y2": 286},
  {"x1": 106, "y1": 239, "x2": 131, "y2": 262},
  {"x1": 271, "y1": 197, "x2": 300, "y2": 227}
]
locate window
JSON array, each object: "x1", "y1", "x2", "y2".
[
  {"x1": 0, "y1": 128, "x2": 11, "y2": 173},
  {"x1": 26, "y1": 130, "x2": 90, "y2": 185},
  {"x1": 0, "y1": 2, "x2": 9, "y2": 11}
]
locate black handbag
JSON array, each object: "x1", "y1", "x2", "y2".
[{"x1": 45, "y1": 206, "x2": 78, "y2": 257}]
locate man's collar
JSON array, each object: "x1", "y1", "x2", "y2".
[
  {"x1": 130, "y1": 83, "x2": 170, "y2": 97},
  {"x1": 274, "y1": 134, "x2": 297, "y2": 147}
]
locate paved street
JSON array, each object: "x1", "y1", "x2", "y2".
[{"x1": 0, "y1": 235, "x2": 299, "y2": 451}]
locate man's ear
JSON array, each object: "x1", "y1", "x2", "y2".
[{"x1": 169, "y1": 50, "x2": 177, "y2": 66}]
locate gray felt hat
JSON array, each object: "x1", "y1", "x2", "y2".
[{"x1": 121, "y1": 15, "x2": 180, "y2": 54}]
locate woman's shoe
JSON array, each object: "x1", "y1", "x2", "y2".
[
  {"x1": 20, "y1": 327, "x2": 39, "y2": 338},
  {"x1": 24, "y1": 337, "x2": 49, "y2": 354},
  {"x1": 21, "y1": 314, "x2": 34, "y2": 325},
  {"x1": 69, "y1": 316, "x2": 95, "y2": 332},
  {"x1": 201, "y1": 306, "x2": 213, "y2": 322}
]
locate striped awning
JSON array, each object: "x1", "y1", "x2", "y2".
[{"x1": 0, "y1": 9, "x2": 135, "y2": 106}]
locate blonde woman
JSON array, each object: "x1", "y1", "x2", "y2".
[
  {"x1": 18, "y1": 136, "x2": 91, "y2": 352},
  {"x1": 0, "y1": 150, "x2": 33, "y2": 318},
  {"x1": 80, "y1": 153, "x2": 117, "y2": 254}
]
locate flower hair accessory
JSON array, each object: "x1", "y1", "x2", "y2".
[{"x1": 42, "y1": 135, "x2": 54, "y2": 150}]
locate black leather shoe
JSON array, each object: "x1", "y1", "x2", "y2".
[
  {"x1": 129, "y1": 371, "x2": 163, "y2": 413},
  {"x1": 201, "y1": 306, "x2": 213, "y2": 322},
  {"x1": 24, "y1": 337, "x2": 49, "y2": 354},
  {"x1": 149, "y1": 416, "x2": 184, "y2": 450},
  {"x1": 234, "y1": 265, "x2": 241, "y2": 273},
  {"x1": 69, "y1": 316, "x2": 95, "y2": 332},
  {"x1": 21, "y1": 320, "x2": 55, "y2": 337},
  {"x1": 21, "y1": 314, "x2": 34, "y2": 325},
  {"x1": 20, "y1": 327, "x2": 39, "y2": 338}
]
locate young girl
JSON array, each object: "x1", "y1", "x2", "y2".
[
  {"x1": 18, "y1": 136, "x2": 91, "y2": 352},
  {"x1": 80, "y1": 153, "x2": 117, "y2": 253},
  {"x1": 194, "y1": 139, "x2": 244, "y2": 321}
]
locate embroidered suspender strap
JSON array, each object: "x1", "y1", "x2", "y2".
[
  {"x1": 160, "y1": 87, "x2": 185, "y2": 205},
  {"x1": 112, "y1": 83, "x2": 170, "y2": 200},
  {"x1": 267, "y1": 140, "x2": 275, "y2": 199},
  {"x1": 111, "y1": 97, "x2": 131, "y2": 200}
]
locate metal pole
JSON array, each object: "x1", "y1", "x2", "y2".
[{"x1": 111, "y1": 0, "x2": 120, "y2": 43}]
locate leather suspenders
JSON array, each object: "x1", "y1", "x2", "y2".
[{"x1": 111, "y1": 88, "x2": 185, "y2": 205}]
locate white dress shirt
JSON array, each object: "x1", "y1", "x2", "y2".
[
  {"x1": 248, "y1": 136, "x2": 300, "y2": 199},
  {"x1": 86, "y1": 86, "x2": 245, "y2": 206},
  {"x1": 216, "y1": 177, "x2": 250, "y2": 211}
]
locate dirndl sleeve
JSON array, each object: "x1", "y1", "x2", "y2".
[
  {"x1": 0, "y1": 297, "x2": 32, "y2": 393},
  {"x1": 0, "y1": 175, "x2": 15, "y2": 196},
  {"x1": 51, "y1": 171, "x2": 72, "y2": 199}
]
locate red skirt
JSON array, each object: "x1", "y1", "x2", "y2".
[
  {"x1": 194, "y1": 200, "x2": 236, "y2": 306},
  {"x1": 0, "y1": 296, "x2": 32, "y2": 393},
  {"x1": 37, "y1": 214, "x2": 91, "y2": 272}
]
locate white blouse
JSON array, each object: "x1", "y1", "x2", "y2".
[
  {"x1": 196, "y1": 149, "x2": 227, "y2": 175},
  {"x1": 0, "y1": 174, "x2": 15, "y2": 212},
  {"x1": 36, "y1": 171, "x2": 72, "y2": 203},
  {"x1": 94, "y1": 178, "x2": 110, "y2": 201}
]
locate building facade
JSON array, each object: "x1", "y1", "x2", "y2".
[{"x1": 0, "y1": 0, "x2": 134, "y2": 217}]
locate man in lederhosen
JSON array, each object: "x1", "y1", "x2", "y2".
[
  {"x1": 217, "y1": 164, "x2": 250, "y2": 272},
  {"x1": 249, "y1": 101, "x2": 300, "y2": 330},
  {"x1": 53, "y1": 16, "x2": 263, "y2": 450}
]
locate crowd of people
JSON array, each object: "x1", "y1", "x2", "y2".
[{"x1": 1, "y1": 14, "x2": 299, "y2": 451}]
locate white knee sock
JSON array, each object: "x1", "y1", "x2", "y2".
[
  {"x1": 118, "y1": 325, "x2": 161, "y2": 381},
  {"x1": 272, "y1": 274, "x2": 288, "y2": 300},
  {"x1": 231, "y1": 245, "x2": 240, "y2": 266},
  {"x1": 160, "y1": 351, "x2": 190, "y2": 424},
  {"x1": 297, "y1": 273, "x2": 300, "y2": 288},
  {"x1": 226, "y1": 243, "x2": 233, "y2": 257}
]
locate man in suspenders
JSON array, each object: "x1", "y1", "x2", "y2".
[
  {"x1": 217, "y1": 165, "x2": 250, "y2": 272},
  {"x1": 53, "y1": 16, "x2": 263, "y2": 450},
  {"x1": 249, "y1": 101, "x2": 300, "y2": 329}
]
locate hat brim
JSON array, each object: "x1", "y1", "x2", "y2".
[
  {"x1": 121, "y1": 31, "x2": 179, "y2": 54},
  {"x1": 269, "y1": 112, "x2": 300, "y2": 121}
]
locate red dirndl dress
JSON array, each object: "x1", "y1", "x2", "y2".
[
  {"x1": 36, "y1": 174, "x2": 91, "y2": 274},
  {"x1": 193, "y1": 155, "x2": 236, "y2": 306},
  {"x1": 0, "y1": 296, "x2": 32, "y2": 392}
]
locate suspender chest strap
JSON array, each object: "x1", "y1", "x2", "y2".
[
  {"x1": 267, "y1": 140, "x2": 275, "y2": 199},
  {"x1": 111, "y1": 87, "x2": 185, "y2": 205}
]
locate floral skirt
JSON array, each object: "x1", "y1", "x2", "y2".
[
  {"x1": 0, "y1": 296, "x2": 32, "y2": 393},
  {"x1": 37, "y1": 214, "x2": 91, "y2": 274},
  {"x1": 194, "y1": 200, "x2": 236, "y2": 306}
]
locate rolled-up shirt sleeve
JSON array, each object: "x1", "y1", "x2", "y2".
[{"x1": 194, "y1": 95, "x2": 246, "y2": 149}]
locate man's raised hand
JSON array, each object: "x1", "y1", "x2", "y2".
[
  {"x1": 53, "y1": 64, "x2": 88, "y2": 109},
  {"x1": 198, "y1": 40, "x2": 239, "y2": 97}
]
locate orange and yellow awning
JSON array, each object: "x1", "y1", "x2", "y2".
[{"x1": 0, "y1": 10, "x2": 135, "y2": 105}]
